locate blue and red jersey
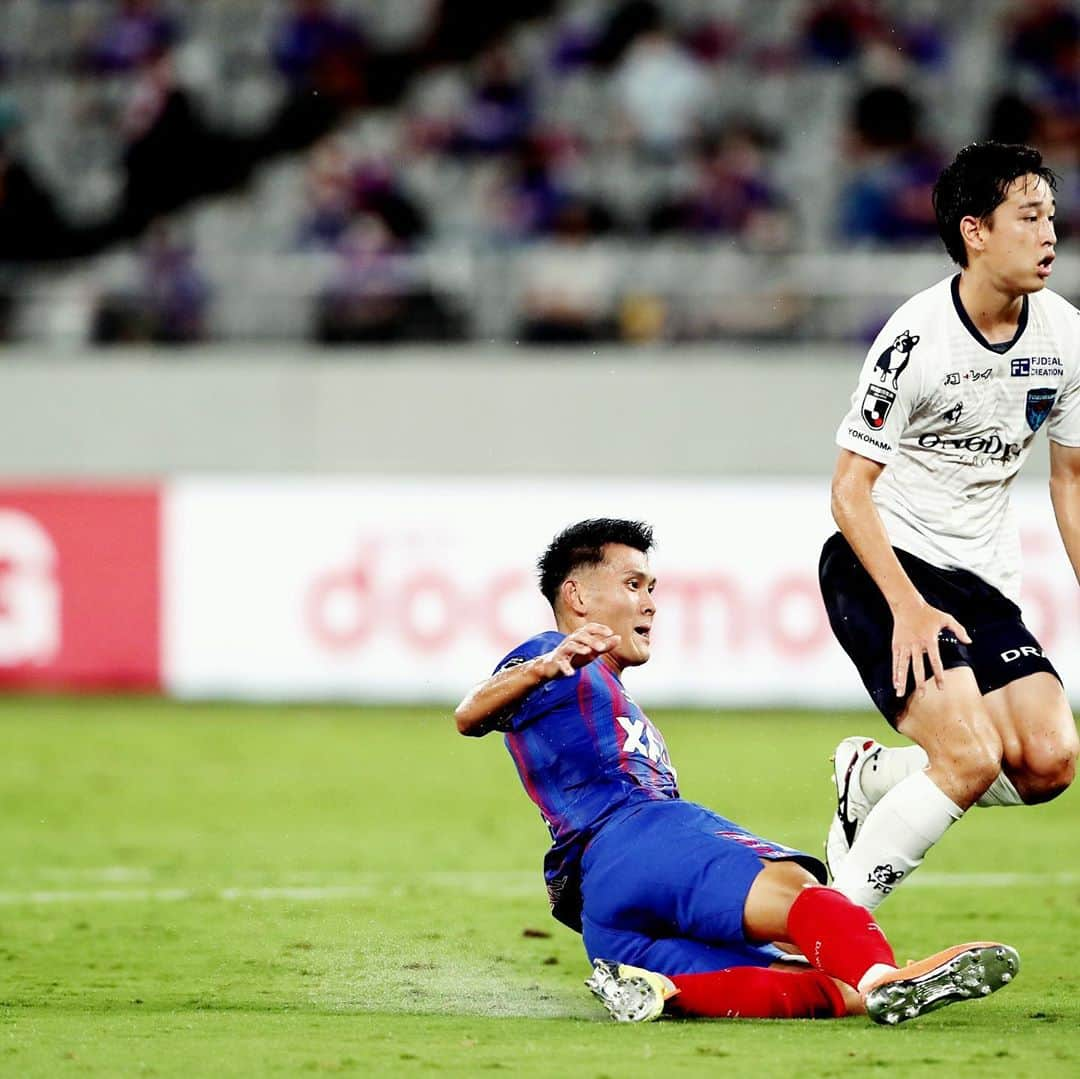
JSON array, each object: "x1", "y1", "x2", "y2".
[{"x1": 493, "y1": 631, "x2": 680, "y2": 929}]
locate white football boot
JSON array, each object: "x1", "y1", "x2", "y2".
[
  {"x1": 865, "y1": 942, "x2": 1020, "y2": 1026},
  {"x1": 826, "y1": 736, "x2": 883, "y2": 879},
  {"x1": 585, "y1": 959, "x2": 678, "y2": 1022}
]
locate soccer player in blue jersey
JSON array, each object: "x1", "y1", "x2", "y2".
[{"x1": 455, "y1": 518, "x2": 1019, "y2": 1023}]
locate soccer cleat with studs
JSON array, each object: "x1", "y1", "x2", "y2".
[
  {"x1": 826, "y1": 736, "x2": 882, "y2": 879},
  {"x1": 864, "y1": 942, "x2": 1020, "y2": 1026},
  {"x1": 584, "y1": 958, "x2": 678, "y2": 1022}
]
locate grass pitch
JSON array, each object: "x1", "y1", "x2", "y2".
[{"x1": 0, "y1": 697, "x2": 1077, "y2": 1077}]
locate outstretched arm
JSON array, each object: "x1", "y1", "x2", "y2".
[
  {"x1": 454, "y1": 623, "x2": 620, "y2": 737},
  {"x1": 1050, "y1": 441, "x2": 1080, "y2": 584},
  {"x1": 831, "y1": 449, "x2": 970, "y2": 697}
]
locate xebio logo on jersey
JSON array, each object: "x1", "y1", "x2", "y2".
[{"x1": 861, "y1": 385, "x2": 896, "y2": 430}]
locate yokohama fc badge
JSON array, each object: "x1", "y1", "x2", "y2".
[{"x1": 861, "y1": 385, "x2": 896, "y2": 430}]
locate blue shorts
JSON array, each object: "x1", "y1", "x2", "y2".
[{"x1": 580, "y1": 799, "x2": 826, "y2": 975}]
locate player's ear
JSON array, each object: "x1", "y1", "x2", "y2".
[
  {"x1": 561, "y1": 577, "x2": 589, "y2": 617},
  {"x1": 959, "y1": 214, "x2": 985, "y2": 256}
]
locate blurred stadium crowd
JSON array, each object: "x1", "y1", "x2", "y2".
[{"x1": 0, "y1": 0, "x2": 1076, "y2": 345}]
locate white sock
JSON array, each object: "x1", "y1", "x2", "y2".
[
  {"x1": 975, "y1": 771, "x2": 1024, "y2": 808},
  {"x1": 860, "y1": 745, "x2": 928, "y2": 803},
  {"x1": 860, "y1": 748, "x2": 1021, "y2": 809},
  {"x1": 857, "y1": 963, "x2": 897, "y2": 996},
  {"x1": 831, "y1": 772, "x2": 963, "y2": 911}
]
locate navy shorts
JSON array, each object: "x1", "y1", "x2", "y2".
[
  {"x1": 819, "y1": 531, "x2": 1061, "y2": 726},
  {"x1": 579, "y1": 799, "x2": 826, "y2": 976}
]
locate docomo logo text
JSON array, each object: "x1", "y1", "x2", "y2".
[
  {"x1": 304, "y1": 549, "x2": 835, "y2": 659},
  {"x1": 306, "y1": 551, "x2": 540, "y2": 654},
  {"x1": 0, "y1": 509, "x2": 61, "y2": 667}
]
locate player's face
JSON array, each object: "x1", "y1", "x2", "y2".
[
  {"x1": 577, "y1": 544, "x2": 656, "y2": 669},
  {"x1": 978, "y1": 174, "x2": 1056, "y2": 293}
]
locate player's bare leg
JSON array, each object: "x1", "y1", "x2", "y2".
[
  {"x1": 830, "y1": 668, "x2": 1002, "y2": 908},
  {"x1": 982, "y1": 671, "x2": 1078, "y2": 804}
]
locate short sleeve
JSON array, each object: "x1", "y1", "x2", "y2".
[
  {"x1": 835, "y1": 318, "x2": 928, "y2": 463},
  {"x1": 491, "y1": 633, "x2": 579, "y2": 732},
  {"x1": 1047, "y1": 306, "x2": 1080, "y2": 447}
]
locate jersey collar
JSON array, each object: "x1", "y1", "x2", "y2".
[{"x1": 951, "y1": 273, "x2": 1029, "y2": 355}]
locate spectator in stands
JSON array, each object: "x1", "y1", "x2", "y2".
[
  {"x1": 484, "y1": 136, "x2": 612, "y2": 243},
  {"x1": 83, "y1": 0, "x2": 178, "y2": 74},
  {"x1": 836, "y1": 85, "x2": 942, "y2": 245},
  {"x1": 647, "y1": 123, "x2": 791, "y2": 251},
  {"x1": 518, "y1": 205, "x2": 618, "y2": 344},
  {"x1": 316, "y1": 215, "x2": 460, "y2": 344},
  {"x1": 271, "y1": 0, "x2": 368, "y2": 108},
  {"x1": 295, "y1": 141, "x2": 427, "y2": 252},
  {"x1": 93, "y1": 224, "x2": 211, "y2": 344},
  {"x1": 448, "y1": 40, "x2": 534, "y2": 157},
  {"x1": 801, "y1": 0, "x2": 884, "y2": 65},
  {"x1": 609, "y1": 4, "x2": 711, "y2": 159},
  {"x1": 801, "y1": 0, "x2": 946, "y2": 70}
]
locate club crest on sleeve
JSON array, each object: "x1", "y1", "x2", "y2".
[
  {"x1": 874, "y1": 330, "x2": 920, "y2": 389},
  {"x1": 1025, "y1": 388, "x2": 1057, "y2": 432},
  {"x1": 862, "y1": 385, "x2": 896, "y2": 430}
]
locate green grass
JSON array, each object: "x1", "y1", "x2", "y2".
[{"x1": 0, "y1": 697, "x2": 1077, "y2": 1077}]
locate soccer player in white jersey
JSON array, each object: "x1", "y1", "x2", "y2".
[{"x1": 819, "y1": 141, "x2": 1080, "y2": 911}]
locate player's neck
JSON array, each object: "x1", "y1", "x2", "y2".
[
  {"x1": 957, "y1": 268, "x2": 1025, "y2": 343},
  {"x1": 599, "y1": 652, "x2": 625, "y2": 678}
]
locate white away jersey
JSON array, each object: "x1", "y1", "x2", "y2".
[{"x1": 836, "y1": 275, "x2": 1080, "y2": 601}]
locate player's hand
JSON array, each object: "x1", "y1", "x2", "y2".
[
  {"x1": 540, "y1": 623, "x2": 621, "y2": 678},
  {"x1": 890, "y1": 599, "x2": 971, "y2": 698}
]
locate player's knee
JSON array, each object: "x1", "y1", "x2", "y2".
[{"x1": 1016, "y1": 736, "x2": 1078, "y2": 804}]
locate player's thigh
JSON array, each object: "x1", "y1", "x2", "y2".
[
  {"x1": 581, "y1": 808, "x2": 762, "y2": 943},
  {"x1": 581, "y1": 802, "x2": 821, "y2": 946},
  {"x1": 982, "y1": 672, "x2": 1079, "y2": 789},
  {"x1": 581, "y1": 917, "x2": 782, "y2": 976},
  {"x1": 896, "y1": 667, "x2": 1002, "y2": 777},
  {"x1": 820, "y1": 533, "x2": 971, "y2": 725},
  {"x1": 742, "y1": 859, "x2": 822, "y2": 944}
]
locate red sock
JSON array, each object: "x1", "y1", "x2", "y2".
[
  {"x1": 667, "y1": 967, "x2": 846, "y2": 1019},
  {"x1": 786, "y1": 886, "x2": 896, "y2": 988}
]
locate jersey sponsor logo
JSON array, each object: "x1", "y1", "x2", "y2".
[
  {"x1": 615, "y1": 714, "x2": 671, "y2": 767},
  {"x1": 847, "y1": 427, "x2": 891, "y2": 452},
  {"x1": 874, "y1": 330, "x2": 919, "y2": 388},
  {"x1": 1012, "y1": 356, "x2": 1063, "y2": 377},
  {"x1": 1001, "y1": 645, "x2": 1043, "y2": 662},
  {"x1": 943, "y1": 401, "x2": 964, "y2": 424},
  {"x1": 1026, "y1": 387, "x2": 1057, "y2": 431},
  {"x1": 861, "y1": 385, "x2": 896, "y2": 430},
  {"x1": 917, "y1": 431, "x2": 1021, "y2": 464},
  {"x1": 943, "y1": 367, "x2": 993, "y2": 385}
]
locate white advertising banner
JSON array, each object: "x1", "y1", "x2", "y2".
[{"x1": 163, "y1": 478, "x2": 1080, "y2": 706}]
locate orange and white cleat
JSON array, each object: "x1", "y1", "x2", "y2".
[{"x1": 864, "y1": 942, "x2": 1020, "y2": 1025}]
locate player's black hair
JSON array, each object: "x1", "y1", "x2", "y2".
[
  {"x1": 932, "y1": 142, "x2": 1057, "y2": 267},
  {"x1": 537, "y1": 518, "x2": 654, "y2": 608}
]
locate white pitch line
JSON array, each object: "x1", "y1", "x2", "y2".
[{"x1": 0, "y1": 871, "x2": 1075, "y2": 906}]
